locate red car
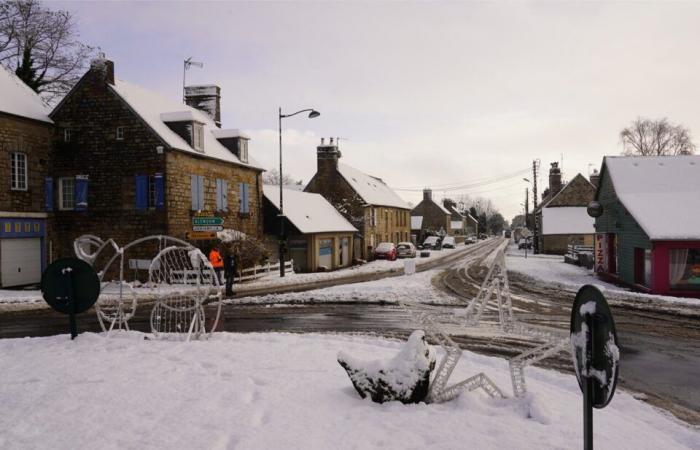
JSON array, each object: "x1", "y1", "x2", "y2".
[{"x1": 374, "y1": 242, "x2": 397, "y2": 261}]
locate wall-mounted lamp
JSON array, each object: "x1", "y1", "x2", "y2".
[{"x1": 156, "y1": 146, "x2": 164, "y2": 154}]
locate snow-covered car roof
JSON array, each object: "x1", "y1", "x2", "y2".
[
  {"x1": 0, "y1": 66, "x2": 53, "y2": 123},
  {"x1": 602, "y1": 155, "x2": 700, "y2": 240}
]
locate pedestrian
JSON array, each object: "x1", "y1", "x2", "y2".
[
  {"x1": 208, "y1": 246, "x2": 224, "y2": 284},
  {"x1": 224, "y1": 249, "x2": 236, "y2": 297}
]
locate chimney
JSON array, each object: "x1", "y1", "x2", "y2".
[
  {"x1": 90, "y1": 54, "x2": 114, "y2": 85},
  {"x1": 185, "y1": 85, "x2": 221, "y2": 128},
  {"x1": 589, "y1": 169, "x2": 600, "y2": 188},
  {"x1": 316, "y1": 137, "x2": 341, "y2": 173},
  {"x1": 549, "y1": 162, "x2": 562, "y2": 195},
  {"x1": 423, "y1": 188, "x2": 432, "y2": 202}
]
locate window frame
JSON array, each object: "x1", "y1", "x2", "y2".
[
  {"x1": 64, "y1": 128, "x2": 71, "y2": 142},
  {"x1": 10, "y1": 152, "x2": 28, "y2": 191},
  {"x1": 148, "y1": 175, "x2": 157, "y2": 208},
  {"x1": 192, "y1": 122, "x2": 204, "y2": 151},
  {"x1": 238, "y1": 139, "x2": 249, "y2": 163},
  {"x1": 116, "y1": 126, "x2": 124, "y2": 141},
  {"x1": 59, "y1": 177, "x2": 75, "y2": 211}
]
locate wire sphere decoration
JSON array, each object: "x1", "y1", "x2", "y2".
[
  {"x1": 148, "y1": 246, "x2": 223, "y2": 341},
  {"x1": 95, "y1": 280, "x2": 139, "y2": 334}
]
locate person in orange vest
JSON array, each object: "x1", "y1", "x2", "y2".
[{"x1": 208, "y1": 246, "x2": 224, "y2": 284}]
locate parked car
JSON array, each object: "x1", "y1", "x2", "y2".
[
  {"x1": 441, "y1": 236, "x2": 456, "y2": 248},
  {"x1": 518, "y1": 237, "x2": 533, "y2": 249},
  {"x1": 396, "y1": 242, "x2": 417, "y2": 258},
  {"x1": 422, "y1": 236, "x2": 440, "y2": 249},
  {"x1": 374, "y1": 242, "x2": 397, "y2": 260},
  {"x1": 464, "y1": 235, "x2": 477, "y2": 245}
]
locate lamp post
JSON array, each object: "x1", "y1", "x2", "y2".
[{"x1": 278, "y1": 107, "x2": 321, "y2": 277}]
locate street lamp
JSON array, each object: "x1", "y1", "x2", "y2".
[{"x1": 278, "y1": 107, "x2": 321, "y2": 277}]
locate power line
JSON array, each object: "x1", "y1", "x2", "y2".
[{"x1": 392, "y1": 167, "x2": 530, "y2": 192}]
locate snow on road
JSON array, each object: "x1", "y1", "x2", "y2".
[
  {"x1": 0, "y1": 332, "x2": 696, "y2": 450},
  {"x1": 232, "y1": 269, "x2": 457, "y2": 305}
]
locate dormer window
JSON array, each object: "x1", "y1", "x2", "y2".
[
  {"x1": 238, "y1": 139, "x2": 248, "y2": 163},
  {"x1": 193, "y1": 122, "x2": 204, "y2": 151}
]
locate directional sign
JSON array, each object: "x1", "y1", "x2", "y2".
[
  {"x1": 192, "y1": 217, "x2": 224, "y2": 226},
  {"x1": 41, "y1": 258, "x2": 100, "y2": 339},
  {"x1": 186, "y1": 231, "x2": 217, "y2": 240},
  {"x1": 570, "y1": 284, "x2": 620, "y2": 450},
  {"x1": 192, "y1": 225, "x2": 223, "y2": 232}
]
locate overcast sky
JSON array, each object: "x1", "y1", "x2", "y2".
[{"x1": 55, "y1": 1, "x2": 700, "y2": 220}]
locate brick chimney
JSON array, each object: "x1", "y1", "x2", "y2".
[
  {"x1": 549, "y1": 162, "x2": 562, "y2": 195},
  {"x1": 185, "y1": 85, "x2": 221, "y2": 128},
  {"x1": 423, "y1": 188, "x2": 432, "y2": 202},
  {"x1": 589, "y1": 169, "x2": 600, "y2": 188},
  {"x1": 317, "y1": 137, "x2": 341, "y2": 173},
  {"x1": 90, "y1": 55, "x2": 114, "y2": 85}
]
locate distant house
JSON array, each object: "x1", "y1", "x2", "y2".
[
  {"x1": 0, "y1": 67, "x2": 53, "y2": 287},
  {"x1": 410, "y1": 189, "x2": 451, "y2": 243},
  {"x1": 443, "y1": 199, "x2": 466, "y2": 236},
  {"x1": 262, "y1": 185, "x2": 357, "y2": 272},
  {"x1": 305, "y1": 138, "x2": 411, "y2": 260},
  {"x1": 535, "y1": 162, "x2": 596, "y2": 254},
  {"x1": 593, "y1": 155, "x2": 700, "y2": 298},
  {"x1": 48, "y1": 58, "x2": 264, "y2": 262}
]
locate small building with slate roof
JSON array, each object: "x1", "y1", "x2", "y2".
[
  {"x1": 262, "y1": 185, "x2": 356, "y2": 272},
  {"x1": 305, "y1": 138, "x2": 411, "y2": 260}
]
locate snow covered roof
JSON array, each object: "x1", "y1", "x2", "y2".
[
  {"x1": 212, "y1": 129, "x2": 250, "y2": 140},
  {"x1": 603, "y1": 155, "x2": 700, "y2": 240},
  {"x1": 337, "y1": 163, "x2": 409, "y2": 209},
  {"x1": 411, "y1": 216, "x2": 423, "y2": 229},
  {"x1": 435, "y1": 201, "x2": 451, "y2": 215},
  {"x1": 0, "y1": 66, "x2": 52, "y2": 123},
  {"x1": 109, "y1": 79, "x2": 262, "y2": 170},
  {"x1": 263, "y1": 185, "x2": 357, "y2": 234}
]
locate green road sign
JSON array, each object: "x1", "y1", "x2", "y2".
[{"x1": 192, "y1": 217, "x2": 224, "y2": 226}]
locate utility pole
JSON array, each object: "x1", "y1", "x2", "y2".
[
  {"x1": 532, "y1": 159, "x2": 540, "y2": 254},
  {"x1": 524, "y1": 188, "x2": 529, "y2": 229}
]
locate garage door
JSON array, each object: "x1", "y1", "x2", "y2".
[{"x1": 1, "y1": 238, "x2": 42, "y2": 287}]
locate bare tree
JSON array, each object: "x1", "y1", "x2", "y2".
[
  {"x1": 0, "y1": 0, "x2": 93, "y2": 102},
  {"x1": 620, "y1": 117, "x2": 696, "y2": 156},
  {"x1": 262, "y1": 168, "x2": 302, "y2": 186}
]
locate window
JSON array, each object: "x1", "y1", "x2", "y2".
[
  {"x1": 193, "y1": 123, "x2": 204, "y2": 151},
  {"x1": 10, "y1": 152, "x2": 27, "y2": 190},
  {"x1": 238, "y1": 139, "x2": 248, "y2": 163},
  {"x1": 116, "y1": 127, "x2": 124, "y2": 140},
  {"x1": 64, "y1": 128, "x2": 71, "y2": 142},
  {"x1": 59, "y1": 177, "x2": 75, "y2": 210},
  {"x1": 670, "y1": 248, "x2": 700, "y2": 291},
  {"x1": 136, "y1": 174, "x2": 164, "y2": 210}
]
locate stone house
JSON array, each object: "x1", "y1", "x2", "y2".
[
  {"x1": 593, "y1": 155, "x2": 700, "y2": 298},
  {"x1": 48, "y1": 58, "x2": 264, "y2": 264},
  {"x1": 535, "y1": 162, "x2": 596, "y2": 254},
  {"x1": 0, "y1": 67, "x2": 53, "y2": 287},
  {"x1": 304, "y1": 138, "x2": 411, "y2": 260},
  {"x1": 262, "y1": 185, "x2": 356, "y2": 272},
  {"x1": 411, "y1": 189, "x2": 451, "y2": 244}
]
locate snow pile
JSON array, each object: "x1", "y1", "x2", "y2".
[
  {"x1": 216, "y1": 228, "x2": 247, "y2": 243},
  {"x1": 338, "y1": 330, "x2": 436, "y2": 403},
  {"x1": 0, "y1": 332, "x2": 697, "y2": 449}
]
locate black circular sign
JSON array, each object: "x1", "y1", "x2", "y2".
[
  {"x1": 570, "y1": 284, "x2": 619, "y2": 409},
  {"x1": 587, "y1": 201, "x2": 604, "y2": 218},
  {"x1": 41, "y1": 258, "x2": 100, "y2": 314}
]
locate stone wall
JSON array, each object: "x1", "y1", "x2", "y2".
[
  {"x1": 0, "y1": 114, "x2": 52, "y2": 213},
  {"x1": 542, "y1": 233, "x2": 594, "y2": 255}
]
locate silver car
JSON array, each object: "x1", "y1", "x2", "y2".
[{"x1": 397, "y1": 242, "x2": 417, "y2": 258}]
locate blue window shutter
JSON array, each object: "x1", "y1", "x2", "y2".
[
  {"x1": 215, "y1": 179, "x2": 222, "y2": 211},
  {"x1": 243, "y1": 183, "x2": 250, "y2": 213},
  {"x1": 197, "y1": 175, "x2": 204, "y2": 210},
  {"x1": 135, "y1": 175, "x2": 148, "y2": 210},
  {"x1": 239, "y1": 182, "x2": 244, "y2": 213},
  {"x1": 75, "y1": 175, "x2": 89, "y2": 211},
  {"x1": 44, "y1": 177, "x2": 53, "y2": 212},
  {"x1": 154, "y1": 173, "x2": 165, "y2": 210},
  {"x1": 190, "y1": 175, "x2": 198, "y2": 210},
  {"x1": 222, "y1": 180, "x2": 228, "y2": 212}
]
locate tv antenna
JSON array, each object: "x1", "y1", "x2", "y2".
[{"x1": 183, "y1": 57, "x2": 204, "y2": 103}]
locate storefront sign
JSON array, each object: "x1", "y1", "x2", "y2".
[{"x1": 594, "y1": 233, "x2": 608, "y2": 273}]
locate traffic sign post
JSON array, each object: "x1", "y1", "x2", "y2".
[
  {"x1": 41, "y1": 258, "x2": 100, "y2": 340},
  {"x1": 570, "y1": 285, "x2": 619, "y2": 450}
]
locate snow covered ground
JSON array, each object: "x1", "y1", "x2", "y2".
[
  {"x1": 232, "y1": 269, "x2": 457, "y2": 306},
  {"x1": 0, "y1": 332, "x2": 696, "y2": 450}
]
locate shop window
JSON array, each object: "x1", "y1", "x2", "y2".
[{"x1": 670, "y1": 248, "x2": 700, "y2": 291}]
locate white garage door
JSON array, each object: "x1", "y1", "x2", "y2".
[{"x1": 1, "y1": 238, "x2": 42, "y2": 287}]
